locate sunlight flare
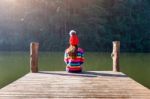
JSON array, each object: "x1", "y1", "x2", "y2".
[{"x1": 4, "y1": 0, "x2": 16, "y2": 3}]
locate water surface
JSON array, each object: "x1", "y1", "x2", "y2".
[{"x1": 0, "y1": 52, "x2": 149, "y2": 89}]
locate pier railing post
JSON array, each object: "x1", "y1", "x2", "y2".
[
  {"x1": 30, "y1": 42, "x2": 39, "y2": 73},
  {"x1": 111, "y1": 41, "x2": 120, "y2": 72}
]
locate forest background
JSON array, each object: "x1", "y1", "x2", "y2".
[{"x1": 0, "y1": 0, "x2": 149, "y2": 52}]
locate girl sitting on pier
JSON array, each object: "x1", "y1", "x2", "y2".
[{"x1": 64, "y1": 30, "x2": 84, "y2": 72}]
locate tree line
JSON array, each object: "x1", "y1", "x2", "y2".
[{"x1": 0, "y1": 0, "x2": 149, "y2": 52}]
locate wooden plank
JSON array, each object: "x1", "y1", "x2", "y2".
[{"x1": 0, "y1": 71, "x2": 150, "y2": 98}]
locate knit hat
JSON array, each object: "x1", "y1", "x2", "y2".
[{"x1": 69, "y1": 30, "x2": 76, "y2": 36}]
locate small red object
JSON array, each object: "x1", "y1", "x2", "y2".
[{"x1": 69, "y1": 34, "x2": 79, "y2": 46}]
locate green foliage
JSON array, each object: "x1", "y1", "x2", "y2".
[{"x1": 0, "y1": 0, "x2": 149, "y2": 52}]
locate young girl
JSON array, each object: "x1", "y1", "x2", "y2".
[
  {"x1": 64, "y1": 30, "x2": 84, "y2": 72},
  {"x1": 64, "y1": 47, "x2": 84, "y2": 72},
  {"x1": 68, "y1": 30, "x2": 79, "y2": 59}
]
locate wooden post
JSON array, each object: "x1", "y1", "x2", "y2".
[
  {"x1": 111, "y1": 41, "x2": 120, "y2": 72},
  {"x1": 30, "y1": 42, "x2": 39, "y2": 73}
]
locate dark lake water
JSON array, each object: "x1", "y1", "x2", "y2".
[{"x1": 0, "y1": 52, "x2": 149, "y2": 89}]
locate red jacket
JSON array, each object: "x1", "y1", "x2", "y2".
[{"x1": 69, "y1": 34, "x2": 79, "y2": 46}]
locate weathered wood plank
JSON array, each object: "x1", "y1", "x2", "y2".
[{"x1": 0, "y1": 71, "x2": 150, "y2": 98}]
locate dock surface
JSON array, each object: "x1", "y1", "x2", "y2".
[{"x1": 0, "y1": 71, "x2": 150, "y2": 98}]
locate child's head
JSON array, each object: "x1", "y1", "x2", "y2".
[{"x1": 69, "y1": 30, "x2": 76, "y2": 36}]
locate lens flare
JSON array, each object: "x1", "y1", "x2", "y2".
[{"x1": 4, "y1": 0, "x2": 16, "y2": 3}]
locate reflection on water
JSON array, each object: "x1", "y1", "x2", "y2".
[{"x1": 0, "y1": 52, "x2": 149, "y2": 89}]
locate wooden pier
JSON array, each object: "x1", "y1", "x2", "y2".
[
  {"x1": 0, "y1": 42, "x2": 150, "y2": 98},
  {"x1": 0, "y1": 71, "x2": 150, "y2": 98}
]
